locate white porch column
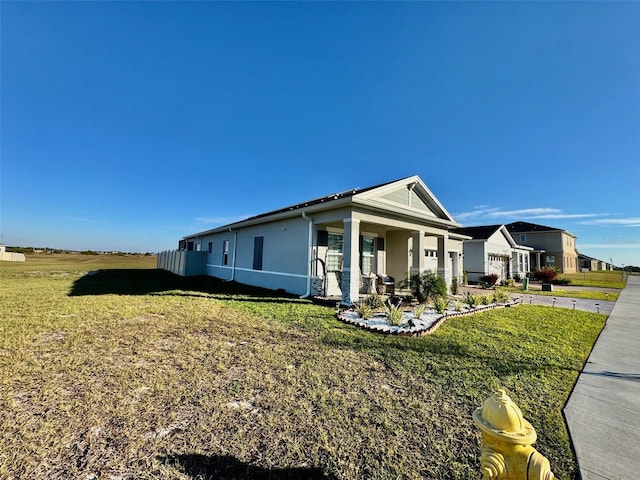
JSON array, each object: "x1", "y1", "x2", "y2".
[
  {"x1": 437, "y1": 234, "x2": 451, "y2": 290},
  {"x1": 452, "y1": 251, "x2": 461, "y2": 283},
  {"x1": 410, "y1": 231, "x2": 425, "y2": 276},
  {"x1": 341, "y1": 218, "x2": 361, "y2": 305}
]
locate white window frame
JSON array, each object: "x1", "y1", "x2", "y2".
[
  {"x1": 361, "y1": 236, "x2": 376, "y2": 275},
  {"x1": 326, "y1": 233, "x2": 343, "y2": 272}
]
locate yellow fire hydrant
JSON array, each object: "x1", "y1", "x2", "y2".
[{"x1": 473, "y1": 389, "x2": 556, "y2": 480}]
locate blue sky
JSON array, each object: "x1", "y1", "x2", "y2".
[{"x1": 2, "y1": 2, "x2": 639, "y2": 266}]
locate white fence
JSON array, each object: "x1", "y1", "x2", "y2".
[
  {"x1": 157, "y1": 250, "x2": 206, "y2": 276},
  {"x1": 0, "y1": 251, "x2": 25, "y2": 262}
]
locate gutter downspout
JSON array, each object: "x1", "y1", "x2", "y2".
[
  {"x1": 300, "y1": 212, "x2": 313, "y2": 298},
  {"x1": 229, "y1": 227, "x2": 237, "y2": 281}
]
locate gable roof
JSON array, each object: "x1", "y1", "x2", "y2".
[
  {"x1": 506, "y1": 221, "x2": 576, "y2": 238},
  {"x1": 452, "y1": 224, "x2": 504, "y2": 240},
  {"x1": 452, "y1": 224, "x2": 532, "y2": 250},
  {"x1": 185, "y1": 175, "x2": 461, "y2": 238}
]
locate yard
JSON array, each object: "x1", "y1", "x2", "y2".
[{"x1": 0, "y1": 255, "x2": 606, "y2": 479}]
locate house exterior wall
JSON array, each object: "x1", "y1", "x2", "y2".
[
  {"x1": 515, "y1": 230, "x2": 578, "y2": 273},
  {"x1": 385, "y1": 230, "x2": 411, "y2": 287},
  {"x1": 462, "y1": 242, "x2": 486, "y2": 283},
  {"x1": 198, "y1": 216, "x2": 310, "y2": 294}
]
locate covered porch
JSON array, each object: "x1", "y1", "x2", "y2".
[{"x1": 310, "y1": 210, "x2": 465, "y2": 305}]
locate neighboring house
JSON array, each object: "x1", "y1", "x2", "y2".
[
  {"x1": 159, "y1": 176, "x2": 467, "y2": 305},
  {"x1": 505, "y1": 221, "x2": 579, "y2": 274},
  {"x1": 578, "y1": 253, "x2": 599, "y2": 271},
  {"x1": 451, "y1": 225, "x2": 532, "y2": 284},
  {"x1": 578, "y1": 253, "x2": 612, "y2": 271}
]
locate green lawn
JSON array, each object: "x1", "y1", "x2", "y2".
[
  {"x1": 0, "y1": 255, "x2": 605, "y2": 479},
  {"x1": 505, "y1": 287, "x2": 618, "y2": 301},
  {"x1": 561, "y1": 270, "x2": 626, "y2": 289}
]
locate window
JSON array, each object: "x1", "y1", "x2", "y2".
[
  {"x1": 520, "y1": 234, "x2": 526, "y2": 243},
  {"x1": 546, "y1": 255, "x2": 555, "y2": 267},
  {"x1": 223, "y1": 240, "x2": 229, "y2": 266},
  {"x1": 208, "y1": 242, "x2": 213, "y2": 254},
  {"x1": 361, "y1": 236, "x2": 376, "y2": 275},
  {"x1": 253, "y1": 236, "x2": 264, "y2": 271},
  {"x1": 326, "y1": 233, "x2": 343, "y2": 271}
]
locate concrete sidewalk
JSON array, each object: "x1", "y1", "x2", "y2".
[{"x1": 564, "y1": 275, "x2": 640, "y2": 480}]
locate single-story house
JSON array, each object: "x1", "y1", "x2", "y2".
[
  {"x1": 578, "y1": 253, "x2": 599, "y2": 271},
  {"x1": 451, "y1": 225, "x2": 532, "y2": 284},
  {"x1": 159, "y1": 176, "x2": 468, "y2": 305},
  {"x1": 578, "y1": 253, "x2": 612, "y2": 271}
]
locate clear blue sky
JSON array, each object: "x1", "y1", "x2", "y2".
[{"x1": 2, "y1": 2, "x2": 639, "y2": 266}]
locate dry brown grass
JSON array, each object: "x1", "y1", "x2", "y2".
[{"x1": 0, "y1": 255, "x2": 605, "y2": 479}]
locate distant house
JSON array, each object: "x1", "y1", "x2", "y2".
[
  {"x1": 452, "y1": 225, "x2": 532, "y2": 284},
  {"x1": 578, "y1": 253, "x2": 612, "y2": 271},
  {"x1": 505, "y1": 222, "x2": 578, "y2": 274},
  {"x1": 159, "y1": 176, "x2": 468, "y2": 305}
]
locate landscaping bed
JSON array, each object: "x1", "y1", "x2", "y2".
[{"x1": 337, "y1": 301, "x2": 515, "y2": 336}]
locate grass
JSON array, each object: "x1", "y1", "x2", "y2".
[
  {"x1": 561, "y1": 270, "x2": 626, "y2": 289},
  {"x1": 0, "y1": 254, "x2": 606, "y2": 479},
  {"x1": 506, "y1": 287, "x2": 619, "y2": 302}
]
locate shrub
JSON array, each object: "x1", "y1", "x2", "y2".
[
  {"x1": 493, "y1": 288, "x2": 509, "y2": 304},
  {"x1": 366, "y1": 293, "x2": 385, "y2": 309},
  {"x1": 453, "y1": 301, "x2": 463, "y2": 312},
  {"x1": 413, "y1": 304, "x2": 427, "y2": 319},
  {"x1": 480, "y1": 294, "x2": 492, "y2": 305},
  {"x1": 385, "y1": 301, "x2": 404, "y2": 326},
  {"x1": 433, "y1": 296, "x2": 449, "y2": 315},
  {"x1": 533, "y1": 267, "x2": 558, "y2": 283},
  {"x1": 402, "y1": 295, "x2": 414, "y2": 305},
  {"x1": 463, "y1": 292, "x2": 480, "y2": 308},
  {"x1": 407, "y1": 271, "x2": 448, "y2": 304},
  {"x1": 354, "y1": 301, "x2": 372, "y2": 319},
  {"x1": 513, "y1": 273, "x2": 522, "y2": 282},
  {"x1": 450, "y1": 276, "x2": 459, "y2": 295},
  {"x1": 553, "y1": 277, "x2": 572, "y2": 286},
  {"x1": 479, "y1": 273, "x2": 499, "y2": 287}
]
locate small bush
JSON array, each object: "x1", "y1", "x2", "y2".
[
  {"x1": 413, "y1": 304, "x2": 427, "y2": 319},
  {"x1": 463, "y1": 292, "x2": 480, "y2": 308},
  {"x1": 513, "y1": 273, "x2": 522, "y2": 282},
  {"x1": 407, "y1": 272, "x2": 447, "y2": 303},
  {"x1": 385, "y1": 301, "x2": 404, "y2": 326},
  {"x1": 453, "y1": 301, "x2": 463, "y2": 312},
  {"x1": 366, "y1": 293, "x2": 385, "y2": 309},
  {"x1": 533, "y1": 267, "x2": 558, "y2": 283},
  {"x1": 479, "y1": 273, "x2": 499, "y2": 287},
  {"x1": 433, "y1": 296, "x2": 449, "y2": 315},
  {"x1": 553, "y1": 277, "x2": 572, "y2": 286},
  {"x1": 354, "y1": 301, "x2": 372, "y2": 319},
  {"x1": 493, "y1": 288, "x2": 509, "y2": 304},
  {"x1": 480, "y1": 294, "x2": 492, "y2": 305}
]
